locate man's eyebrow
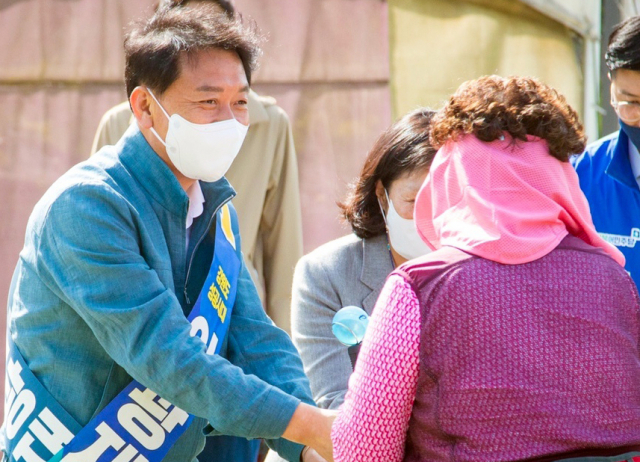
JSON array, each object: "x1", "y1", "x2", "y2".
[
  {"x1": 195, "y1": 85, "x2": 250, "y2": 93},
  {"x1": 619, "y1": 88, "x2": 640, "y2": 98},
  {"x1": 196, "y1": 85, "x2": 224, "y2": 92}
]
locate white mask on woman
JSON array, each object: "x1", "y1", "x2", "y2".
[
  {"x1": 379, "y1": 190, "x2": 432, "y2": 260},
  {"x1": 147, "y1": 88, "x2": 248, "y2": 182}
]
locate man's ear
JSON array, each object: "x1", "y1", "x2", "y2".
[{"x1": 130, "y1": 87, "x2": 153, "y2": 129}]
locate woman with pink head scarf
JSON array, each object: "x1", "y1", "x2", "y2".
[{"x1": 330, "y1": 76, "x2": 640, "y2": 462}]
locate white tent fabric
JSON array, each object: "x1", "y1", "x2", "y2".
[
  {"x1": 519, "y1": 0, "x2": 602, "y2": 140},
  {"x1": 390, "y1": 0, "x2": 590, "y2": 142},
  {"x1": 620, "y1": 0, "x2": 640, "y2": 19}
]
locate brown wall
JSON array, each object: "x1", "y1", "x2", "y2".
[{"x1": 0, "y1": 0, "x2": 391, "y2": 417}]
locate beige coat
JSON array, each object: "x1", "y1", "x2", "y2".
[{"x1": 90, "y1": 91, "x2": 303, "y2": 332}]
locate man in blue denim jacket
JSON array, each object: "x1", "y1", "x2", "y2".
[{"x1": 1, "y1": 5, "x2": 334, "y2": 462}]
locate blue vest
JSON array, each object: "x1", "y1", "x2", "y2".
[{"x1": 572, "y1": 129, "x2": 640, "y2": 289}]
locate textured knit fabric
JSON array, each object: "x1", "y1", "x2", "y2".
[
  {"x1": 414, "y1": 134, "x2": 625, "y2": 266},
  {"x1": 266, "y1": 235, "x2": 394, "y2": 462},
  {"x1": 332, "y1": 273, "x2": 421, "y2": 462},
  {"x1": 332, "y1": 236, "x2": 640, "y2": 462}
]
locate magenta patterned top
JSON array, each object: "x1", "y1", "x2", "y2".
[
  {"x1": 332, "y1": 272, "x2": 420, "y2": 462},
  {"x1": 332, "y1": 237, "x2": 640, "y2": 462}
]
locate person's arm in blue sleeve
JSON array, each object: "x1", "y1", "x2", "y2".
[
  {"x1": 35, "y1": 185, "x2": 302, "y2": 444},
  {"x1": 209, "y1": 203, "x2": 315, "y2": 461}
]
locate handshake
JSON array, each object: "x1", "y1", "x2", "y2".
[
  {"x1": 284, "y1": 404, "x2": 338, "y2": 462},
  {"x1": 285, "y1": 306, "x2": 370, "y2": 462}
]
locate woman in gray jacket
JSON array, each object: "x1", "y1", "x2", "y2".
[
  {"x1": 292, "y1": 108, "x2": 437, "y2": 410},
  {"x1": 265, "y1": 108, "x2": 437, "y2": 462}
]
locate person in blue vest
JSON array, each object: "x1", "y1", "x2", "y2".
[
  {"x1": 572, "y1": 16, "x2": 640, "y2": 288},
  {"x1": 0, "y1": 5, "x2": 334, "y2": 462}
]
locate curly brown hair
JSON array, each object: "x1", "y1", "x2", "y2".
[
  {"x1": 429, "y1": 75, "x2": 586, "y2": 162},
  {"x1": 339, "y1": 108, "x2": 437, "y2": 239}
]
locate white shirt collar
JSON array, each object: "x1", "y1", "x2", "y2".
[{"x1": 185, "y1": 181, "x2": 205, "y2": 229}]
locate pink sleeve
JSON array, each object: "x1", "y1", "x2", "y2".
[{"x1": 331, "y1": 274, "x2": 421, "y2": 462}]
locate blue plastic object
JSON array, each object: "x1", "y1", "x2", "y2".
[{"x1": 332, "y1": 306, "x2": 370, "y2": 346}]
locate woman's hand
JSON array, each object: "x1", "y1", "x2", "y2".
[{"x1": 283, "y1": 403, "x2": 337, "y2": 462}]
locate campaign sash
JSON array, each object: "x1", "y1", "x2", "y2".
[{"x1": 3, "y1": 204, "x2": 241, "y2": 462}]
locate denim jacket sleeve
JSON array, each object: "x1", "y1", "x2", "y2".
[
  {"x1": 35, "y1": 184, "x2": 303, "y2": 444},
  {"x1": 209, "y1": 204, "x2": 314, "y2": 461}
]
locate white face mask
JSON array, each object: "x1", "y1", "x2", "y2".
[
  {"x1": 147, "y1": 88, "x2": 249, "y2": 182},
  {"x1": 379, "y1": 190, "x2": 432, "y2": 261}
]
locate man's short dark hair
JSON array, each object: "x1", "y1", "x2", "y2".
[
  {"x1": 606, "y1": 16, "x2": 640, "y2": 72},
  {"x1": 124, "y1": 4, "x2": 261, "y2": 98},
  {"x1": 156, "y1": 0, "x2": 236, "y2": 17}
]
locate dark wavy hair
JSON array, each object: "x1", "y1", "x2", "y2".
[
  {"x1": 125, "y1": 4, "x2": 262, "y2": 98},
  {"x1": 429, "y1": 75, "x2": 585, "y2": 162},
  {"x1": 339, "y1": 108, "x2": 436, "y2": 239},
  {"x1": 605, "y1": 16, "x2": 640, "y2": 72}
]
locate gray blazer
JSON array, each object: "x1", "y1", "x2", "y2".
[
  {"x1": 292, "y1": 233, "x2": 393, "y2": 409},
  {"x1": 265, "y1": 234, "x2": 392, "y2": 462}
]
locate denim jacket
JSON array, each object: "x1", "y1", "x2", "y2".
[{"x1": 2, "y1": 124, "x2": 312, "y2": 462}]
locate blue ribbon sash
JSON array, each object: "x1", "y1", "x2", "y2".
[{"x1": 3, "y1": 205, "x2": 241, "y2": 462}]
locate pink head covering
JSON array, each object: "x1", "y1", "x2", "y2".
[{"x1": 414, "y1": 134, "x2": 625, "y2": 265}]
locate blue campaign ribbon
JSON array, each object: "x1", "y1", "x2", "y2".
[
  {"x1": 3, "y1": 205, "x2": 241, "y2": 462},
  {"x1": 188, "y1": 204, "x2": 240, "y2": 358},
  {"x1": 2, "y1": 339, "x2": 82, "y2": 462}
]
